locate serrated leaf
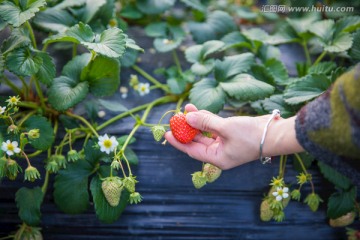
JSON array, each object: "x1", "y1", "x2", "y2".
[
  {"x1": 83, "y1": 28, "x2": 127, "y2": 58},
  {"x1": 136, "y1": 0, "x2": 176, "y2": 15},
  {"x1": 82, "y1": 56, "x2": 120, "y2": 97},
  {"x1": 180, "y1": 0, "x2": 206, "y2": 12},
  {"x1": 286, "y1": 13, "x2": 319, "y2": 36},
  {"x1": 190, "y1": 59, "x2": 214, "y2": 76},
  {"x1": 125, "y1": 36, "x2": 143, "y2": 52},
  {"x1": 145, "y1": 22, "x2": 167, "y2": 37},
  {"x1": 309, "y1": 19, "x2": 335, "y2": 43},
  {"x1": 189, "y1": 78, "x2": 226, "y2": 113},
  {"x1": 185, "y1": 45, "x2": 202, "y2": 63},
  {"x1": 120, "y1": 3, "x2": 143, "y2": 19},
  {"x1": 90, "y1": 170, "x2": 129, "y2": 223},
  {"x1": 44, "y1": 22, "x2": 94, "y2": 44},
  {"x1": 16, "y1": 187, "x2": 43, "y2": 226},
  {"x1": 308, "y1": 62, "x2": 337, "y2": 75},
  {"x1": 0, "y1": 51, "x2": 4, "y2": 77},
  {"x1": 265, "y1": 58, "x2": 288, "y2": 85},
  {"x1": 214, "y1": 53, "x2": 255, "y2": 82},
  {"x1": 117, "y1": 135, "x2": 136, "y2": 146},
  {"x1": 98, "y1": 99, "x2": 127, "y2": 112},
  {"x1": 1, "y1": 29, "x2": 31, "y2": 55},
  {"x1": 23, "y1": 116, "x2": 54, "y2": 151},
  {"x1": 261, "y1": 95, "x2": 292, "y2": 115},
  {"x1": 327, "y1": 187, "x2": 356, "y2": 219},
  {"x1": 284, "y1": 74, "x2": 332, "y2": 105},
  {"x1": 48, "y1": 54, "x2": 91, "y2": 111},
  {"x1": 6, "y1": 47, "x2": 42, "y2": 76},
  {"x1": 34, "y1": 8, "x2": 77, "y2": 33},
  {"x1": 188, "y1": 10, "x2": 237, "y2": 43},
  {"x1": 119, "y1": 48, "x2": 138, "y2": 68},
  {"x1": 324, "y1": 32, "x2": 353, "y2": 53},
  {"x1": 220, "y1": 31, "x2": 252, "y2": 50},
  {"x1": 35, "y1": 52, "x2": 55, "y2": 86},
  {"x1": 79, "y1": 0, "x2": 106, "y2": 23},
  {"x1": 220, "y1": 74, "x2": 274, "y2": 101},
  {"x1": 0, "y1": 0, "x2": 46, "y2": 27},
  {"x1": 53, "y1": 0, "x2": 86, "y2": 9},
  {"x1": 84, "y1": 139, "x2": 108, "y2": 167},
  {"x1": 335, "y1": 15, "x2": 360, "y2": 33},
  {"x1": 349, "y1": 29, "x2": 360, "y2": 62},
  {"x1": 200, "y1": 40, "x2": 225, "y2": 59},
  {"x1": 317, "y1": 161, "x2": 352, "y2": 190},
  {"x1": 167, "y1": 77, "x2": 186, "y2": 94},
  {"x1": 54, "y1": 160, "x2": 93, "y2": 214},
  {"x1": 250, "y1": 65, "x2": 275, "y2": 85},
  {"x1": 258, "y1": 45, "x2": 281, "y2": 63},
  {"x1": 293, "y1": 152, "x2": 315, "y2": 173}
]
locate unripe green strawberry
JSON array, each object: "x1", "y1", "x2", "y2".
[
  {"x1": 123, "y1": 175, "x2": 138, "y2": 193},
  {"x1": 170, "y1": 112, "x2": 199, "y2": 144},
  {"x1": 151, "y1": 125, "x2": 166, "y2": 142},
  {"x1": 203, "y1": 163, "x2": 222, "y2": 183},
  {"x1": 191, "y1": 171, "x2": 207, "y2": 189},
  {"x1": 101, "y1": 177, "x2": 124, "y2": 207},
  {"x1": 329, "y1": 211, "x2": 356, "y2": 227},
  {"x1": 304, "y1": 193, "x2": 323, "y2": 212},
  {"x1": 260, "y1": 199, "x2": 273, "y2": 221}
]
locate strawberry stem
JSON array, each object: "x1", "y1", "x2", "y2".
[{"x1": 157, "y1": 110, "x2": 178, "y2": 125}]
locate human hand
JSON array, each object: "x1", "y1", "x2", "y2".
[{"x1": 165, "y1": 104, "x2": 303, "y2": 169}]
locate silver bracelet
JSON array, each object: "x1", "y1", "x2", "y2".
[{"x1": 259, "y1": 109, "x2": 281, "y2": 164}]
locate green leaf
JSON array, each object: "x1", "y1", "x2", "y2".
[
  {"x1": 34, "y1": 8, "x2": 77, "y2": 33},
  {"x1": 125, "y1": 36, "x2": 143, "y2": 52},
  {"x1": 308, "y1": 62, "x2": 337, "y2": 75},
  {"x1": 35, "y1": 52, "x2": 55, "y2": 86},
  {"x1": 261, "y1": 95, "x2": 293, "y2": 117},
  {"x1": 0, "y1": 0, "x2": 46, "y2": 27},
  {"x1": 265, "y1": 58, "x2": 289, "y2": 85},
  {"x1": 190, "y1": 59, "x2": 214, "y2": 76},
  {"x1": 54, "y1": 160, "x2": 93, "y2": 214},
  {"x1": 154, "y1": 38, "x2": 182, "y2": 52},
  {"x1": 6, "y1": 47, "x2": 43, "y2": 76},
  {"x1": 145, "y1": 22, "x2": 167, "y2": 37},
  {"x1": 98, "y1": 99, "x2": 127, "y2": 112},
  {"x1": 335, "y1": 15, "x2": 360, "y2": 33},
  {"x1": 188, "y1": 10, "x2": 237, "y2": 43},
  {"x1": 16, "y1": 187, "x2": 43, "y2": 226},
  {"x1": 293, "y1": 152, "x2": 315, "y2": 173},
  {"x1": 124, "y1": 147, "x2": 139, "y2": 165},
  {"x1": 44, "y1": 22, "x2": 94, "y2": 44},
  {"x1": 117, "y1": 135, "x2": 136, "y2": 146},
  {"x1": 23, "y1": 116, "x2": 54, "y2": 151},
  {"x1": 327, "y1": 187, "x2": 357, "y2": 219},
  {"x1": 221, "y1": 31, "x2": 253, "y2": 50},
  {"x1": 189, "y1": 78, "x2": 226, "y2": 113},
  {"x1": 200, "y1": 40, "x2": 225, "y2": 59},
  {"x1": 120, "y1": 3, "x2": 143, "y2": 19},
  {"x1": 286, "y1": 13, "x2": 319, "y2": 36},
  {"x1": 349, "y1": 29, "x2": 360, "y2": 62},
  {"x1": 258, "y1": 45, "x2": 281, "y2": 62},
  {"x1": 185, "y1": 45, "x2": 203, "y2": 63},
  {"x1": 317, "y1": 161, "x2": 352, "y2": 190},
  {"x1": 214, "y1": 53, "x2": 255, "y2": 82},
  {"x1": 119, "y1": 48, "x2": 139, "y2": 68},
  {"x1": 136, "y1": 0, "x2": 176, "y2": 15},
  {"x1": 220, "y1": 74, "x2": 275, "y2": 101},
  {"x1": 84, "y1": 139, "x2": 107, "y2": 167},
  {"x1": 82, "y1": 28, "x2": 127, "y2": 58},
  {"x1": 309, "y1": 19, "x2": 335, "y2": 43},
  {"x1": 48, "y1": 54, "x2": 91, "y2": 111},
  {"x1": 0, "y1": 51, "x2": 4, "y2": 77},
  {"x1": 324, "y1": 32, "x2": 353, "y2": 53},
  {"x1": 284, "y1": 74, "x2": 332, "y2": 105},
  {"x1": 180, "y1": 0, "x2": 206, "y2": 12},
  {"x1": 1, "y1": 29, "x2": 31, "y2": 55},
  {"x1": 53, "y1": 0, "x2": 86, "y2": 9},
  {"x1": 82, "y1": 56, "x2": 120, "y2": 97},
  {"x1": 167, "y1": 77, "x2": 186, "y2": 94},
  {"x1": 90, "y1": 170, "x2": 129, "y2": 223},
  {"x1": 79, "y1": 0, "x2": 106, "y2": 23}
]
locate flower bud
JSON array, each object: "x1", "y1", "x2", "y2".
[
  {"x1": 24, "y1": 166, "x2": 41, "y2": 182},
  {"x1": 67, "y1": 149, "x2": 80, "y2": 162},
  {"x1": 304, "y1": 193, "x2": 323, "y2": 212},
  {"x1": 54, "y1": 155, "x2": 67, "y2": 169},
  {"x1": 129, "y1": 192, "x2": 143, "y2": 204},
  {"x1": 123, "y1": 176, "x2": 138, "y2": 193},
  {"x1": 7, "y1": 124, "x2": 19, "y2": 134},
  {"x1": 6, "y1": 159, "x2": 22, "y2": 180},
  {"x1": 291, "y1": 189, "x2": 301, "y2": 201},
  {"x1": 28, "y1": 129, "x2": 40, "y2": 139},
  {"x1": 46, "y1": 160, "x2": 59, "y2": 174}
]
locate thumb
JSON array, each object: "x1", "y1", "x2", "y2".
[{"x1": 186, "y1": 111, "x2": 223, "y2": 135}]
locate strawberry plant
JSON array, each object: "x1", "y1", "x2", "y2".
[{"x1": 0, "y1": 0, "x2": 359, "y2": 238}]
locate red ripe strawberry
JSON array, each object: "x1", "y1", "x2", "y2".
[{"x1": 170, "y1": 112, "x2": 199, "y2": 144}]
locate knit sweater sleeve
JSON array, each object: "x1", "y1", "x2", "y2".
[{"x1": 295, "y1": 64, "x2": 360, "y2": 186}]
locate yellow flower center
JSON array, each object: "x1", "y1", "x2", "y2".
[
  {"x1": 103, "y1": 139, "x2": 112, "y2": 148},
  {"x1": 7, "y1": 143, "x2": 14, "y2": 151},
  {"x1": 10, "y1": 97, "x2": 17, "y2": 103},
  {"x1": 278, "y1": 189, "x2": 283, "y2": 195},
  {"x1": 140, "y1": 86, "x2": 147, "y2": 92}
]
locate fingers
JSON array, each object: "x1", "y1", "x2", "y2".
[
  {"x1": 164, "y1": 132, "x2": 219, "y2": 164},
  {"x1": 186, "y1": 111, "x2": 224, "y2": 136},
  {"x1": 184, "y1": 104, "x2": 198, "y2": 113}
]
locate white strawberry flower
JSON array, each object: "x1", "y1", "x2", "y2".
[
  {"x1": 0, "y1": 106, "x2": 6, "y2": 115},
  {"x1": 272, "y1": 187, "x2": 289, "y2": 201},
  {"x1": 98, "y1": 134, "x2": 118, "y2": 154},
  {"x1": 1, "y1": 140, "x2": 21, "y2": 156},
  {"x1": 137, "y1": 82, "x2": 150, "y2": 96},
  {"x1": 6, "y1": 96, "x2": 20, "y2": 106}
]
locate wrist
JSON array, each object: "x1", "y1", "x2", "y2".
[{"x1": 261, "y1": 116, "x2": 304, "y2": 158}]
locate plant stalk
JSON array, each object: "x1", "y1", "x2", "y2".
[{"x1": 132, "y1": 65, "x2": 170, "y2": 93}]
